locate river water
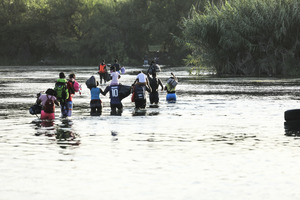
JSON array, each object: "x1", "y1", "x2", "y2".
[{"x1": 1, "y1": 65, "x2": 300, "y2": 200}]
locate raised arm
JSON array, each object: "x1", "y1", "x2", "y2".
[{"x1": 171, "y1": 72, "x2": 177, "y2": 81}]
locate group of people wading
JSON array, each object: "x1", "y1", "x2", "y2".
[{"x1": 31, "y1": 59, "x2": 178, "y2": 120}]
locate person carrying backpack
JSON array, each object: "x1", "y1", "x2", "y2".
[
  {"x1": 147, "y1": 72, "x2": 163, "y2": 105},
  {"x1": 165, "y1": 72, "x2": 178, "y2": 102},
  {"x1": 36, "y1": 88, "x2": 59, "y2": 120},
  {"x1": 54, "y1": 72, "x2": 69, "y2": 118},
  {"x1": 132, "y1": 78, "x2": 151, "y2": 109}
]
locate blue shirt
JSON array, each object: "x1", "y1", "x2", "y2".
[{"x1": 90, "y1": 87, "x2": 101, "y2": 100}]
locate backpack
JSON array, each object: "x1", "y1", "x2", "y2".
[
  {"x1": 54, "y1": 82, "x2": 69, "y2": 101},
  {"x1": 150, "y1": 77, "x2": 159, "y2": 91},
  {"x1": 43, "y1": 95, "x2": 55, "y2": 113},
  {"x1": 85, "y1": 75, "x2": 97, "y2": 89},
  {"x1": 29, "y1": 104, "x2": 42, "y2": 115},
  {"x1": 73, "y1": 80, "x2": 80, "y2": 92},
  {"x1": 134, "y1": 85, "x2": 145, "y2": 100},
  {"x1": 167, "y1": 78, "x2": 178, "y2": 88}
]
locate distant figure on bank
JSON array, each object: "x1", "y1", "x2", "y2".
[
  {"x1": 147, "y1": 72, "x2": 163, "y2": 105},
  {"x1": 165, "y1": 72, "x2": 178, "y2": 102},
  {"x1": 36, "y1": 88, "x2": 59, "y2": 120},
  {"x1": 90, "y1": 81, "x2": 103, "y2": 116},
  {"x1": 54, "y1": 72, "x2": 69, "y2": 118},
  {"x1": 98, "y1": 60, "x2": 107, "y2": 84}
]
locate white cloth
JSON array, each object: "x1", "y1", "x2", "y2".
[
  {"x1": 136, "y1": 72, "x2": 146, "y2": 83},
  {"x1": 110, "y1": 72, "x2": 119, "y2": 85}
]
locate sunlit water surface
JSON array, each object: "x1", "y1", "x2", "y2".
[{"x1": 1, "y1": 65, "x2": 300, "y2": 200}]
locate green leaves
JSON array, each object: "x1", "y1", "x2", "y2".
[{"x1": 181, "y1": 0, "x2": 300, "y2": 76}]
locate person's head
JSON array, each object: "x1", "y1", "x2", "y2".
[
  {"x1": 151, "y1": 60, "x2": 155, "y2": 64},
  {"x1": 46, "y1": 88, "x2": 55, "y2": 96},
  {"x1": 59, "y1": 72, "x2": 65, "y2": 79},
  {"x1": 112, "y1": 66, "x2": 116, "y2": 72},
  {"x1": 114, "y1": 59, "x2": 118, "y2": 63},
  {"x1": 69, "y1": 73, "x2": 75, "y2": 80},
  {"x1": 102, "y1": 59, "x2": 105, "y2": 64}
]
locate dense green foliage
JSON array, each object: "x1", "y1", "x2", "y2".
[
  {"x1": 182, "y1": 0, "x2": 300, "y2": 76},
  {"x1": 0, "y1": 0, "x2": 199, "y2": 66}
]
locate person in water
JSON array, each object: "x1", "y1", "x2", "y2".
[
  {"x1": 134, "y1": 71, "x2": 149, "y2": 86},
  {"x1": 54, "y1": 72, "x2": 69, "y2": 118},
  {"x1": 147, "y1": 72, "x2": 163, "y2": 105},
  {"x1": 111, "y1": 59, "x2": 120, "y2": 72},
  {"x1": 98, "y1": 60, "x2": 107, "y2": 84},
  {"x1": 90, "y1": 81, "x2": 103, "y2": 116},
  {"x1": 132, "y1": 72, "x2": 152, "y2": 109},
  {"x1": 102, "y1": 84, "x2": 123, "y2": 115},
  {"x1": 165, "y1": 72, "x2": 178, "y2": 102},
  {"x1": 36, "y1": 88, "x2": 59, "y2": 120},
  {"x1": 66, "y1": 73, "x2": 76, "y2": 117},
  {"x1": 147, "y1": 60, "x2": 157, "y2": 76},
  {"x1": 110, "y1": 66, "x2": 121, "y2": 86}
]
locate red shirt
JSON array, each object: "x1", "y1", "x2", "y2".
[{"x1": 67, "y1": 81, "x2": 75, "y2": 101}]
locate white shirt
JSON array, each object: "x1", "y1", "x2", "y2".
[
  {"x1": 136, "y1": 72, "x2": 146, "y2": 83},
  {"x1": 110, "y1": 72, "x2": 119, "y2": 85}
]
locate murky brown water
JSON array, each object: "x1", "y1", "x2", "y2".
[{"x1": 1, "y1": 65, "x2": 300, "y2": 200}]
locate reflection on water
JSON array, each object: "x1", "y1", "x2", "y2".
[
  {"x1": 1, "y1": 66, "x2": 300, "y2": 200},
  {"x1": 32, "y1": 118, "x2": 80, "y2": 148}
]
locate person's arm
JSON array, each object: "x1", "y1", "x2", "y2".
[
  {"x1": 146, "y1": 77, "x2": 150, "y2": 89},
  {"x1": 164, "y1": 85, "x2": 168, "y2": 92},
  {"x1": 102, "y1": 86, "x2": 109, "y2": 95},
  {"x1": 54, "y1": 99, "x2": 59, "y2": 106},
  {"x1": 132, "y1": 78, "x2": 138, "y2": 86},
  {"x1": 158, "y1": 79, "x2": 164, "y2": 91},
  {"x1": 146, "y1": 85, "x2": 152, "y2": 93},
  {"x1": 171, "y1": 72, "x2": 177, "y2": 81},
  {"x1": 100, "y1": 88, "x2": 105, "y2": 95}
]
